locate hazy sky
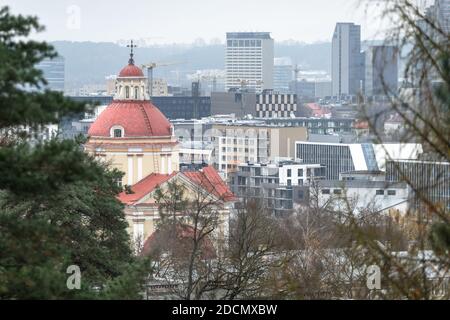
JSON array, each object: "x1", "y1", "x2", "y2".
[{"x1": 2, "y1": 0, "x2": 412, "y2": 44}]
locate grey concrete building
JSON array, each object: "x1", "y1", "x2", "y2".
[
  {"x1": 331, "y1": 23, "x2": 364, "y2": 97},
  {"x1": 365, "y1": 46, "x2": 398, "y2": 96},
  {"x1": 211, "y1": 91, "x2": 257, "y2": 117}
]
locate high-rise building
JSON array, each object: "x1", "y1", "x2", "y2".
[
  {"x1": 365, "y1": 46, "x2": 398, "y2": 96},
  {"x1": 225, "y1": 32, "x2": 274, "y2": 92},
  {"x1": 274, "y1": 57, "x2": 293, "y2": 93},
  {"x1": 331, "y1": 23, "x2": 364, "y2": 97},
  {"x1": 36, "y1": 56, "x2": 65, "y2": 92}
]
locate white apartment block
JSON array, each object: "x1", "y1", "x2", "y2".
[
  {"x1": 212, "y1": 124, "x2": 308, "y2": 179},
  {"x1": 226, "y1": 32, "x2": 274, "y2": 92}
]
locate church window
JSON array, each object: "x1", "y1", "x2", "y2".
[
  {"x1": 134, "y1": 87, "x2": 138, "y2": 99},
  {"x1": 125, "y1": 86, "x2": 130, "y2": 98},
  {"x1": 114, "y1": 128, "x2": 123, "y2": 137}
]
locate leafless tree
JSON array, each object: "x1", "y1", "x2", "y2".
[{"x1": 349, "y1": 0, "x2": 450, "y2": 299}]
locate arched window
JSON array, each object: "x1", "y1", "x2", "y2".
[
  {"x1": 125, "y1": 86, "x2": 130, "y2": 99},
  {"x1": 134, "y1": 87, "x2": 138, "y2": 99},
  {"x1": 111, "y1": 126, "x2": 125, "y2": 138}
]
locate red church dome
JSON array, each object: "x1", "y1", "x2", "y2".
[
  {"x1": 88, "y1": 100, "x2": 172, "y2": 138},
  {"x1": 118, "y1": 64, "x2": 144, "y2": 77}
]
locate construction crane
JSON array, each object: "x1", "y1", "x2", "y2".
[
  {"x1": 236, "y1": 79, "x2": 263, "y2": 92},
  {"x1": 194, "y1": 73, "x2": 225, "y2": 93},
  {"x1": 141, "y1": 61, "x2": 183, "y2": 98}
]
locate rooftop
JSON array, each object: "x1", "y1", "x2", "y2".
[{"x1": 226, "y1": 32, "x2": 272, "y2": 39}]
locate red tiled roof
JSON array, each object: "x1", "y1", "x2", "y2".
[
  {"x1": 117, "y1": 166, "x2": 235, "y2": 205},
  {"x1": 140, "y1": 224, "x2": 216, "y2": 259},
  {"x1": 183, "y1": 166, "x2": 236, "y2": 201},
  {"x1": 118, "y1": 63, "x2": 144, "y2": 77},
  {"x1": 118, "y1": 172, "x2": 176, "y2": 204},
  {"x1": 88, "y1": 100, "x2": 172, "y2": 138},
  {"x1": 305, "y1": 103, "x2": 330, "y2": 117}
]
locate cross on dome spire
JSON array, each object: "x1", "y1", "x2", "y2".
[{"x1": 127, "y1": 40, "x2": 137, "y2": 65}]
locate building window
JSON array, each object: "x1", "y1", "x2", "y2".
[
  {"x1": 387, "y1": 190, "x2": 396, "y2": 196},
  {"x1": 134, "y1": 87, "x2": 138, "y2": 99},
  {"x1": 376, "y1": 190, "x2": 384, "y2": 195},
  {"x1": 322, "y1": 189, "x2": 330, "y2": 195},
  {"x1": 333, "y1": 189, "x2": 342, "y2": 195},
  {"x1": 298, "y1": 169, "x2": 303, "y2": 176},
  {"x1": 298, "y1": 179, "x2": 303, "y2": 186},
  {"x1": 114, "y1": 128, "x2": 123, "y2": 137},
  {"x1": 287, "y1": 169, "x2": 291, "y2": 177},
  {"x1": 125, "y1": 86, "x2": 130, "y2": 98}
]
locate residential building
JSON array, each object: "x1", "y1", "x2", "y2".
[
  {"x1": 331, "y1": 23, "x2": 364, "y2": 97},
  {"x1": 230, "y1": 160, "x2": 326, "y2": 216},
  {"x1": 212, "y1": 124, "x2": 308, "y2": 178},
  {"x1": 263, "y1": 117, "x2": 355, "y2": 135},
  {"x1": 225, "y1": 32, "x2": 274, "y2": 92}
]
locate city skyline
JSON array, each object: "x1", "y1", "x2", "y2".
[{"x1": 3, "y1": 0, "x2": 400, "y2": 44}]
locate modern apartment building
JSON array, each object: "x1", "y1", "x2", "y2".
[
  {"x1": 212, "y1": 124, "x2": 308, "y2": 178},
  {"x1": 365, "y1": 46, "x2": 398, "y2": 96},
  {"x1": 226, "y1": 32, "x2": 274, "y2": 92},
  {"x1": 230, "y1": 160, "x2": 326, "y2": 216},
  {"x1": 331, "y1": 23, "x2": 364, "y2": 97}
]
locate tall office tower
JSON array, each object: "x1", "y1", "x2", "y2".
[
  {"x1": 331, "y1": 23, "x2": 364, "y2": 97},
  {"x1": 365, "y1": 45, "x2": 398, "y2": 96},
  {"x1": 36, "y1": 56, "x2": 65, "y2": 92},
  {"x1": 274, "y1": 57, "x2": 293, "y2": 93},
  {"x1": 226, "y1": 32, "x2": 274, "y2": 93}
]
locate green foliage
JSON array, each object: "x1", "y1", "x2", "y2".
[{"x1": 0, "y1": 6, "x2": 150, "y2": 299}]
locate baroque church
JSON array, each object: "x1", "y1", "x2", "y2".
[{"x1": 85, "y1": 44, "x2": 234, "y2": 252}]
